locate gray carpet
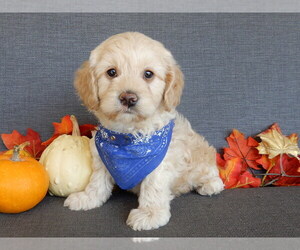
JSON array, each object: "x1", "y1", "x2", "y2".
[{"x1": 1, "y1": 187, "x2": 299, "y2": 237}]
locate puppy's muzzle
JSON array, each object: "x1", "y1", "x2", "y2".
[{"x1": 119, "y1": 91, "x2": 139, "y2": 108}]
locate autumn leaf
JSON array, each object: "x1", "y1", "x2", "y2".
[
  {"x1": 218, "y1": 158, "x2": 243, "y2": 189},
  {"x1": 216, "y1": 152, "x2": 226, "y2": 169},
  {"x1": 223, "y1": 129, "x2": 261, "y2": 171},
  {"x1": 235, "y1": 171, "x2": 262, "y2": 188},
  {"x1": 53, "y1": 114, "x2": 73, "y2": 134},
  {"x1": 256, "y1": 154, "x2": 279, "y2": 171},
  {"x1": 256, "y1": 123, "x2": 300, "y2": 159},
  {"x1": 255, "y1": 155, "x2": 279, "y2": 185},
  {"x1": 263, "y1": 154, "x2": 300, "y2": 186},
  {"x1": 1, "y1": 128, "x2": 46, "y2": 159},
  {"x1": 42, "y1": 115, "x2": 97, "y2": 146},
  {"x1": 218, "y1": 156, "x2": 261, "y2": 189},
  {"x1": 79, "y1": 124, "x2": 97, "y2": 138},
  {"x1": 42, "y1": 115, "x2": 73, "y2": 146}
]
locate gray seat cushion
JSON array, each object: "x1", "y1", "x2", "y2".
[{"x1": 0, "y1": 187, "x2": 299, "y2": 237}]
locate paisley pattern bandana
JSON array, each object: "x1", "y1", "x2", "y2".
[{"x1": 95, "y1": 120, "x2": 175, "y2": 190}]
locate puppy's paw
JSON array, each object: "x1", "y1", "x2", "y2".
[
  {"x1": 126, "y1": 207, "x2": 171, "y2": 231},
  {"x1": 64, "y1": 191, "x2": 100, "y2": 211},
  {"x1": 197, "y1": 176, "x2": 224, "y2": 196}
]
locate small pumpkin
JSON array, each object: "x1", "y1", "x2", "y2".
[
  {"x1": 0, "y1": 142, "x2": 49, "y2": 213},
  {"x1": 39, "y1": 115, "x2": 93, "y2": 197},
  {"x1": 3, "y1": 149, "x2": 32, "y2": 157}
]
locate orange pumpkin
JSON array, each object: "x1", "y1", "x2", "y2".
[
  {"x1": 3, "y1": 149, "x2": 32, "y2": 157},
  {"x1": 0, "y1": 142, "x2": 49, "y2": 213}
]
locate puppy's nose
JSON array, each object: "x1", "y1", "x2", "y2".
[{"x1": 119, "y1": 91, "x2": 139, "y2": 108}]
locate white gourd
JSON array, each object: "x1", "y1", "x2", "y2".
[{"x1": 39, "y1": 115, "x2": 93, "y2": 197}]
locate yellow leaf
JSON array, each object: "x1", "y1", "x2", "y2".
[{"x1": 256, "y1": 123, "x2": 300, "y2": 159}]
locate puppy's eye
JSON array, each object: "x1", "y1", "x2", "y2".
[
  {"x1": 144, "y1": 70, "x2": 154, "y2": 79},
  {"x1": 107, "y1": 68, "x2": 117, "y2": 78}
]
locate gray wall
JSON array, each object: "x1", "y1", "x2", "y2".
[{"x1": 0, "y1": 14, "x2": 299, "y2": 151}]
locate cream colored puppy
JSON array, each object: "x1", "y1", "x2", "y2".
[{"x1": 64, "y1": 32, "x2": 224, "y2": 231}]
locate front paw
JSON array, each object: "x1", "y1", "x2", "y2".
[
  {"x1": 126, "y1": 207, "x2": 171, "y2": 231},
  {"x1": 197, "y1": 176, "x2": 224, "y2": 196},
  {"x1": 64, "y1": 191, "x2": 100, "y2": 211}
]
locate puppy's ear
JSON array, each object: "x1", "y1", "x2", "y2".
[
  {"x1": 163, "y1": 64, "x2": 184, "y2": 111},
  {"x1": 74, "y1": 61, "x2": 100, "y2": 111}
]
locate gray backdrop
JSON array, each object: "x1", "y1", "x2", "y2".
[{"x1": 0, "y1": 13, "x2": 299, "y2": 151}]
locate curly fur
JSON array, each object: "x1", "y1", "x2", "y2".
[{"x1": 64, "y1": 32, "x2": 224, "y2": 231}]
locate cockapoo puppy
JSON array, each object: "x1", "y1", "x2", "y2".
[{"x1": 64, "y1": 32, "x2": 224, "y2": 231}]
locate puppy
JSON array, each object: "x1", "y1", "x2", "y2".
[{"x1": 64, "y1": 32, "x2": 224, "y2": 231}]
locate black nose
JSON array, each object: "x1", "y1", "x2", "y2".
[{"x1": 119, "y1": 91, "x2": 139, "y2": 108}]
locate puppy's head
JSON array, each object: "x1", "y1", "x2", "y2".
[{"x1": 74, "y1": 32, "x2": 184, "y2": 123}]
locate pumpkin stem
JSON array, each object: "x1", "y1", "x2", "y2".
[
  {"x1": 70, "y1": 115, "x2": 81, "y2": 136},
  {"x1": 11, "y1": 141, "x2": 30, "y2": 161}
]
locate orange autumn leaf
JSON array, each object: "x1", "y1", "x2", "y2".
[
  {"x1": 218, "y1": 156, "x2": 261, "y2": 189},
  {"x1": 1, "y1": 128, "x2": 46, "y2": 159},
  {"x1": 42, "y1": 134, "x2": 60, "y2": 146},
  {"x1": 218, "y1": 158, "x2": 242, "y2": 189},
  {"x1": 256, "y1": 154, "x2": 279, "y2": 171},
  {"x1": 42, "y1": 115, "x2": 73, "y2": 146},
  {"x1": 223, "y1": 129, "x2": 261, "y2": 171},
  {"x1": 42, "y1": 115, "x2": 97, "y2": 146},
  {"x1": 52, "y1": 114, "x2": 73, "y2": 134}
]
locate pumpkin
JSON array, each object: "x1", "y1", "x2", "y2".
[
  {"x1": 39, "y1": 115, "x2": 93, "y2": 197},
  {"x1": 0, "y1": 142, "x2": 49, "y2": 213},
  {"x1": 3, "y1": 149, "x2": 32, "y2": 157}
]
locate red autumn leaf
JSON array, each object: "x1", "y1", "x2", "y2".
[
  {"x1": 42, "y1": 115, "x2": 73, "y2": 146},
  {"x1": 79, "y1": 124, "x2": 97, "y2": 138},
  {"x1": 223, "y1": 129, "x2": 261, "y2": 171},
  {"x1": 1, "y1": 128, "x2": 46, "y2": 159},
  {"x1": 264, "y1": 154, "x2": 300, "y2": 186},
  {"x1": 216, "y1": 153, "x2": 226, "y2": 169},
  {"x1": 218, "y1": 157, "x2": 261, "y2": 189},
  {"x1": 235, "y1": 171, "x2": 261, "y2": 188}
]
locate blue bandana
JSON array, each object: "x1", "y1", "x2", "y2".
[{"x1": 95, "y1": 120, "x2": 175, "y2": 190}]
